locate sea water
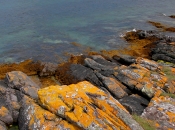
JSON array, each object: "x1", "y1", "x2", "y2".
[{"x1": 0, "y1": 0, "x2": 175, "y2": 63}]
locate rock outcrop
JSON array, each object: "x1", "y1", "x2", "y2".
[
  {"x1": 0, "y1": 28, "x2": 175, "y2": 129},
  {"x1": 5, "y1": 71, "x2": 40, "y2": 100},
  {"x1": 115, "y1": 58, "x2": 168, "y2": 98},
  {"x1": 38, "y1": 81, "x2": 143, "y2": 130},
  {"x1": 142, "y1": 95, "x2": 175, "y2": 130}
]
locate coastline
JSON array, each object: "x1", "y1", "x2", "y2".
[{"x1": 0, "y1": 17, "x2": 175, "y2": 130}]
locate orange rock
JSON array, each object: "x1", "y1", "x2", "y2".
[
  {"x1": 38, "y1": 81, "x2": 144, "y2": 130},
  {"x1": 0, "y1": 106, "x2": 9, "y2": 117},
  {"x1": 171, "y1": 68, "x2": 175, "y2": 74}
]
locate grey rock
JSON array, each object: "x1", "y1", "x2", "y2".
[
  {"x1": 0, "y1": 81, "x2": 20, "y2": 125},
  {"x1": 113, "y1": 54, "x2": 136, "y2": 65},
  {"x1": 96, "y1": 73, "x2": 128, "y2": 99},
  {"x1": 39, "y1": 62, "x2": 58, "y2": 76},
  {"x1": 69, "y1": 64, "x2": 103, "y2": 87},
  {"x1": 5, "y1": 71, "x2": 40, "y2": 100},
  {"x1": 119, "y1": 94, "x2": 149, "y2": 115},
  {"x1": 0, "y1": 121, "x2": 7, "y2": 130}
]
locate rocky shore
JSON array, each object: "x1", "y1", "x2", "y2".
[{"x1": 0, "y1": 29, "x2": 175, "y2": 130}]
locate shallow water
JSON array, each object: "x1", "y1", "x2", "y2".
[{"x1": 0, "y1": 0, "x2": 175, "y2": 63}]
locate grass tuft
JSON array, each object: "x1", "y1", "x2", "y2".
[
  {"x1": 160, "y1": 92, "x2": 175, "y2": 99},
  {"x1": 132, "y1": 114, "x2": 156, "y2": 130}
]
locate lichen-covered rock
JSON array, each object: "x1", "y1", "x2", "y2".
[
  {"x1": 119, "y1": 94, "x2": 149, "y2": 115},
  {"x1": 142, "y1": 95, "x2": 175, "y2": 130},
  {"x1": 0, "y1": 81, "x2": 20, "y2": 125},
  {"x1": 115, "y1": 61, "x2": 167, "y2": 98},
  {"x1": 18, "y1": 95, "x2": 79, "y2": 130},
  {"x1": 5, "y1": 71, "x2": 40, "y2": 99},
  {"x1": 38, "y1": 81, "x2": 144, "y2": 130},
  {"x1": 96, "y1": 72, "x2": 128, "y2": 98},
  {"x1": 135, "y1": 57, "x2": 161, "y2": 71}
]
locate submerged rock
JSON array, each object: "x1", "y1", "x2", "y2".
[{"x1": 38, "y1": 81, "x2": 144, "y2": 130}]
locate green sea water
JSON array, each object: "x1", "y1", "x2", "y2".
[{"x1": 0, "y1": 0, "x2": 175, "y2": 63}]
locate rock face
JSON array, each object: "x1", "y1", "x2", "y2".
[
  {"x1": 0, "y1": 47, "x2": 174, "y2": 129},
  {"x1": 115, "y1": 58, "x2": 168, "y2": 98},
  {"x1": 151, "y1": 42, "x2": 175, "y2": 63},
  {"x1": 38, "y1": 81, "x2": 143, "y2": 130},
  {"x1": 96, "y1": 72, "x2": 128, "y2": 99},
  {"x1": 119, "y1": 94, "x2": 149, "y2": 115},
  {"x1": 18, "y1": 95, "x2": 79, "y2": 130},
  {"x1": 69, "y1": 64, "x2": 103, "y2": 87},
  {"x1": 142, "y1": 95, "x2": 175, "y2": 130}
]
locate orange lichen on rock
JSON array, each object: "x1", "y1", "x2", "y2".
[
  {"x1": 115, "y1": 58, "x2": 169, "y2": 98},
  {"x1": 142, "y1": 95, "x2": 175, "y2": 130},
  {"x1": 38, "y1": 81, "x2": 144, "y2": 130},
  {"x1": 21, "y1": 96, "x2": 80, "y2": 130},
  {"x1": 0, "y1": 106, "x2": 9, "y2": 117}
]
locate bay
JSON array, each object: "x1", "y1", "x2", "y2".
[{"x1": 0, "y1": 0, "x2": 175, "y2": 63}]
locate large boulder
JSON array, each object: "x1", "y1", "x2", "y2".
[
  {"x1": 142, "y1": 95, "x2": 175, "y2": 130},
  {"x1": 38, "y1": 81, "x2": 144, "y2": 130},
  {"x1": 5, "y1": 71, "x2": 40, "y2": 99}
]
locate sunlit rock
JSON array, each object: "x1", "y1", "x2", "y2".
[{"x1": 38, "y1": 81, "x2": 143, "y2": 130}]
